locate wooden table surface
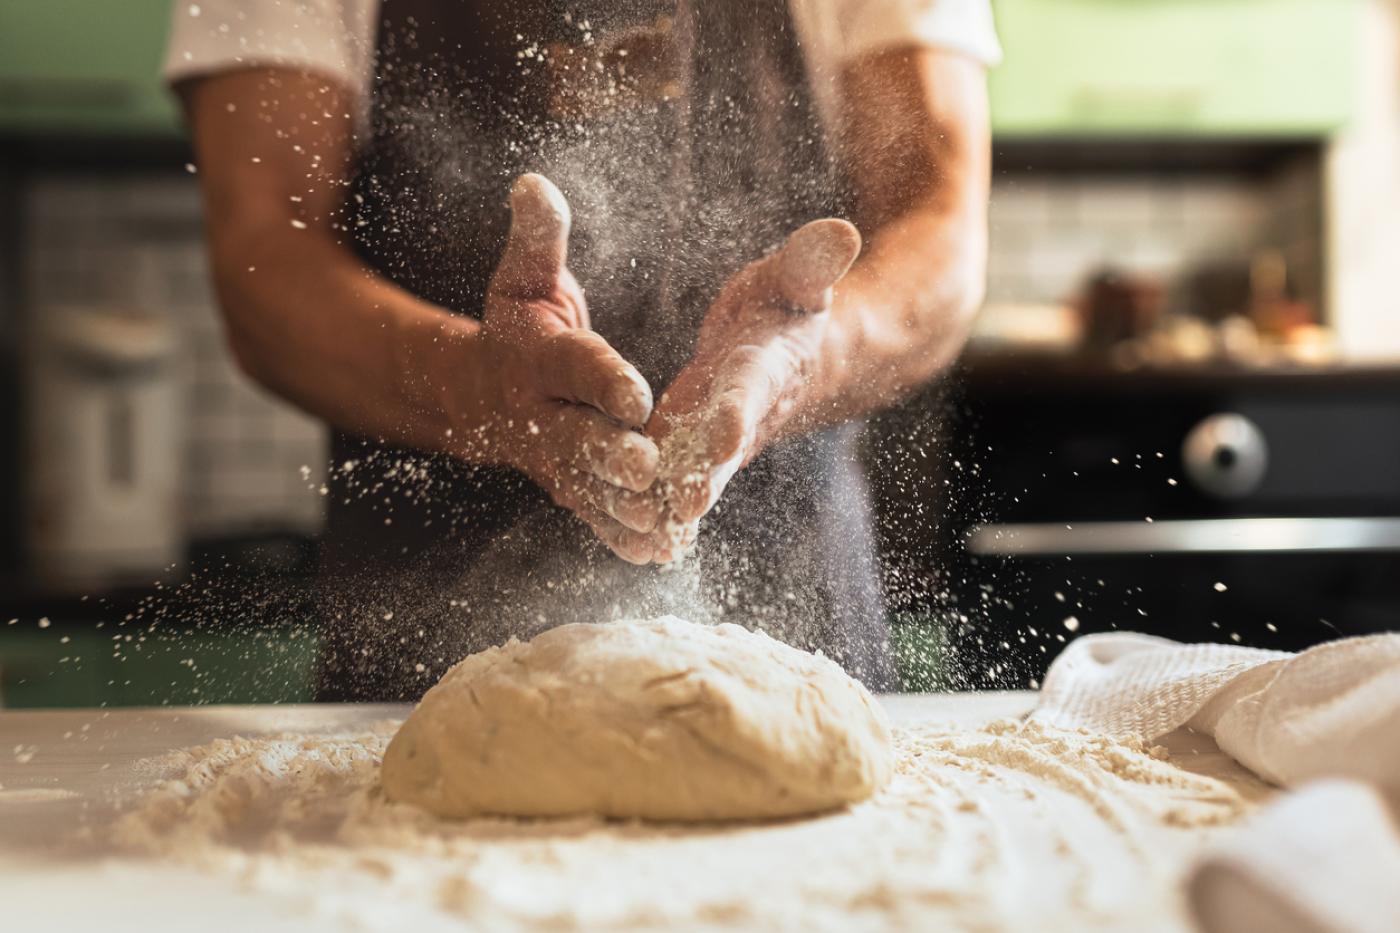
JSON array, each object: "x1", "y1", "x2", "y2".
[
  {"x1": 0, "y1": 694, "x2": 1039, "y2": 828},
  {"x1": 0, "y1": 694, "x2": 1047, "y2": 929}
]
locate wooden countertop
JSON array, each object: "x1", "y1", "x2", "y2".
[
  {"x1": 0, "y1": 694, "x2": 1252, "y2": 930},
  {"x1": 0, "y1": 694, "x2": 1036, "y2": 849},
  {"x1": 0, "y1": 694, "x2": 1030, "y2": 840}
]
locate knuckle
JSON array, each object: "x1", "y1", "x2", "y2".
[
  {"x1": 545, "y1": 469, "x2": 585, "y2": 508},
  {"x1": 547, "y1": 328, "x2": 609, "y2": 359},
  {"x1": 726, "y1": 344, "x2": 767, "y2": 370}
]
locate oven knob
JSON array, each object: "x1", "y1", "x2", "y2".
[{"x1": 1182, "y1": 413, "x2": 1268, "y2": 498}]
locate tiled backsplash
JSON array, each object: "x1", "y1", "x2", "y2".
[
  {"x1": 23, "y1": 174, "x2": 327, "y2": 539},
  {"x1": 986, "y1": 156, "x2": 1323, "y2": 316}
]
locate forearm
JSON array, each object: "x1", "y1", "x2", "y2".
[
  {"x1": 789, "y1": 47, "x2": 991, "y2": 432},
  {"x1": 800, "y1": 198, "x2": 986, "y2": 427},
  {"x1": 208, "y1": 225, "x2": 489, "y2": 456},
  {"x1": 185, "y1": 68, "x2": 497, "y2": 459}
]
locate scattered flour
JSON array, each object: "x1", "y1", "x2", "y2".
[{"x1": 111, "y1": 718, "x2": 1261, "y2": 931}]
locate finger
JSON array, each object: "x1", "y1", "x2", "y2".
[
  {"x1": 650, "y1": 352, "x2": 716, "y2": 430},
  {"x1": 666, "y1": 342, "x2": 791, "y2": 523},
  {"x1": 669, "y1": 399, "x2": 748, "y2": 522},
  {"x1": 537, "y1": 330, "x2": 654, "y2": 428},
  {"x1": 648, "y1": 513, "x2": 699, "y2": 564},
  {"x1": 550, "y1": 403, "x2": 660, "y2": 491},
  {"x1": 765, "y1": 218, "x2": 861, "y2": 313},
  {"x1": 495, "y1": 173, "x2": 572, "y2": 297},
  {"x1": 716, "y1": 343, "x2": 794, "y2": 434},
  {"x1": 541, "y1": 471, "x2": 654, "y2": 563},
  {"x1": 578, "y1": 503, "x2": 655, "y2": 564},
  {"x1": 577, "y1": 474, "x2": 665, "y2": 533},
  {"x1": 617, "y1": 527, "x2": 659, "y2": 564}
]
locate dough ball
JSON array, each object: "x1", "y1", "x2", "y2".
[{"x1": 381, "y1": 616, "x2": 893, "y2": 821}]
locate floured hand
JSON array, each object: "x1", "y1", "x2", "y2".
[
  {"x1": 463, "y1": 174, "x2": 666, "y2": 559},
  {"x1": 613, "y1": 219, "x2": 861, "y2": 564}
]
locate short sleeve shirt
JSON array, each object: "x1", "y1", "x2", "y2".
[{"x1": 164, "y1": 0, "x2": 1001, "y2": 114}]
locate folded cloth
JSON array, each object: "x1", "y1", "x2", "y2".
[
  {"x1": 1031, "y1": 632, "x2": 1400, "y2": 794},
  {"x1": 1188, "y1": 780, "x2": 1400, "y2": 933},
  {"x1": 1033, "y1": 633, "x2": 1400, "y2": 933}
]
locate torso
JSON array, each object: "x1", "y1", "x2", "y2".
[{"x1": 316, "y1": 0, "x2": 895, "y2": 700}]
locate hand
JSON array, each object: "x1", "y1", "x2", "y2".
[
  {"x1": 636, "y1": 218, "x2": 863, "y2": 563},
  {"x1": 454, "y1": 174, "x2": 666, "y2": 559}
]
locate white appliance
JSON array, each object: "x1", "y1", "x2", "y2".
[{"x1": 25, "y1": 305, "x2": 183, "y2": 587}]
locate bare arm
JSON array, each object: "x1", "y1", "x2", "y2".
[
  {"x1": 633, "y1": 47, "x2": 991, "y2": 563},
  {"x1": 180, "y1": 70, "x2": 498, "y2": 448},
  {"x1": 803, "y1": 46, "x2": 991, "y2": 426},
  {"x1": 182, "y1": 69, "x2": 664, "y2": 556},
  {"x1": 182, "y1": 69, "x2": 484, "y2": 450}
]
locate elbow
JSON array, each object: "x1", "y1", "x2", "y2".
[
  {"x1": 207, "y1": 232, "x2": 280, "y2": 393},
  {"x1": 949, "y1": 208, "x2": 990, "y2": 330},
  {"x1": 910, "y1": 233, "x2": 988, "y2": 387},
  {"x1": 223, "y1": 318, "x2": 276, "y2": 390},
  {"x1": 946, "y1": 258, "x2": 988, "y2": 337},
  {"x1": 216, "y1": 292, "x2": 281, "y2": 396}
]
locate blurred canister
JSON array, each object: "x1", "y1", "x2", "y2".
[
  {"x1": 1080, "y1": 267, "x2": 1165, "y2": 351},
  {"x1": 25, "y1": 306, "x2": 183, "y2": 587}
]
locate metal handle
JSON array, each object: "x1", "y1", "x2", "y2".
[
  {"x1": 1183, "y1": 413, "x2": 1268, "y2": 498},
  {"x1": 967, "y1": 517, "x2": 1400, "y2": 556}
]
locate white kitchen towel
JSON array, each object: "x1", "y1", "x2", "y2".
[
  {"x1": 1188, "y1": 780, "x2": 1400, "y2": 933},
  {"x1": 1031, "y1": 632, "x2": 1400, "y2": 794}
]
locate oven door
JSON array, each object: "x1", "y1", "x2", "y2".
[{"x1": 893, "y1": 362, "x2": 1400, "y2": 688}]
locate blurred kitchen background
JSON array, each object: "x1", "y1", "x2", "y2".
[{"x1": 1, "y1": 0, "x2": 1398, "y2": 704}]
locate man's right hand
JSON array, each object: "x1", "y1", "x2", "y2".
[
  {"x1": 452, "y1": 174, "x2": 665, "y2": 561},
  {"x1": 183, "y1": 72, "x2": 660, "y2": 560}
]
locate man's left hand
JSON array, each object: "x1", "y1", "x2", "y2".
[{"x1": 621, "y1": 218, "x2": 861, "y2": 564}]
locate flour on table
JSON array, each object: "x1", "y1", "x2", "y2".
[{"x1": 112, "y1": 714, "x2": 1263, "y2": 931}]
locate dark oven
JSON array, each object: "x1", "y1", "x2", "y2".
[{"x1": 888, "y1": 360, "x2": 1400, "y2": 687}]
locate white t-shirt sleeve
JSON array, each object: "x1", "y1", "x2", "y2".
[
  {"x1": 163, "y1": 0, "x2": 998, "y2": 130},
  {"x1": 790, "y1": 0, "x2": 1002, "y2": 69},
  {"x1": 162, "y1": 0, "x2": 378, "y2": 101}
]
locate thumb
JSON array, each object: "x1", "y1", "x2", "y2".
[
  {"x1": 766, "y1": 218, "x2": 862, "y2": 313},
  {"x1": 496, "y1": 173, "x2": 572, "y2": 296}
]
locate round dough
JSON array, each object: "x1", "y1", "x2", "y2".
[{"x1": 381, "y1": 616, "x2": 893, "y2": 821}]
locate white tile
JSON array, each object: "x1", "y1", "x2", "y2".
[
  {"x1": 1074, "y1": 179, "x2": 1161, "y2": 227},
  {"x1": 989, "y1": 180, "x2": 1052, "y2": 231}
]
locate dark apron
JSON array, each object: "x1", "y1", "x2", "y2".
[{"x1": 316, "y1": 0, "x2": 895, "y2": 700}]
